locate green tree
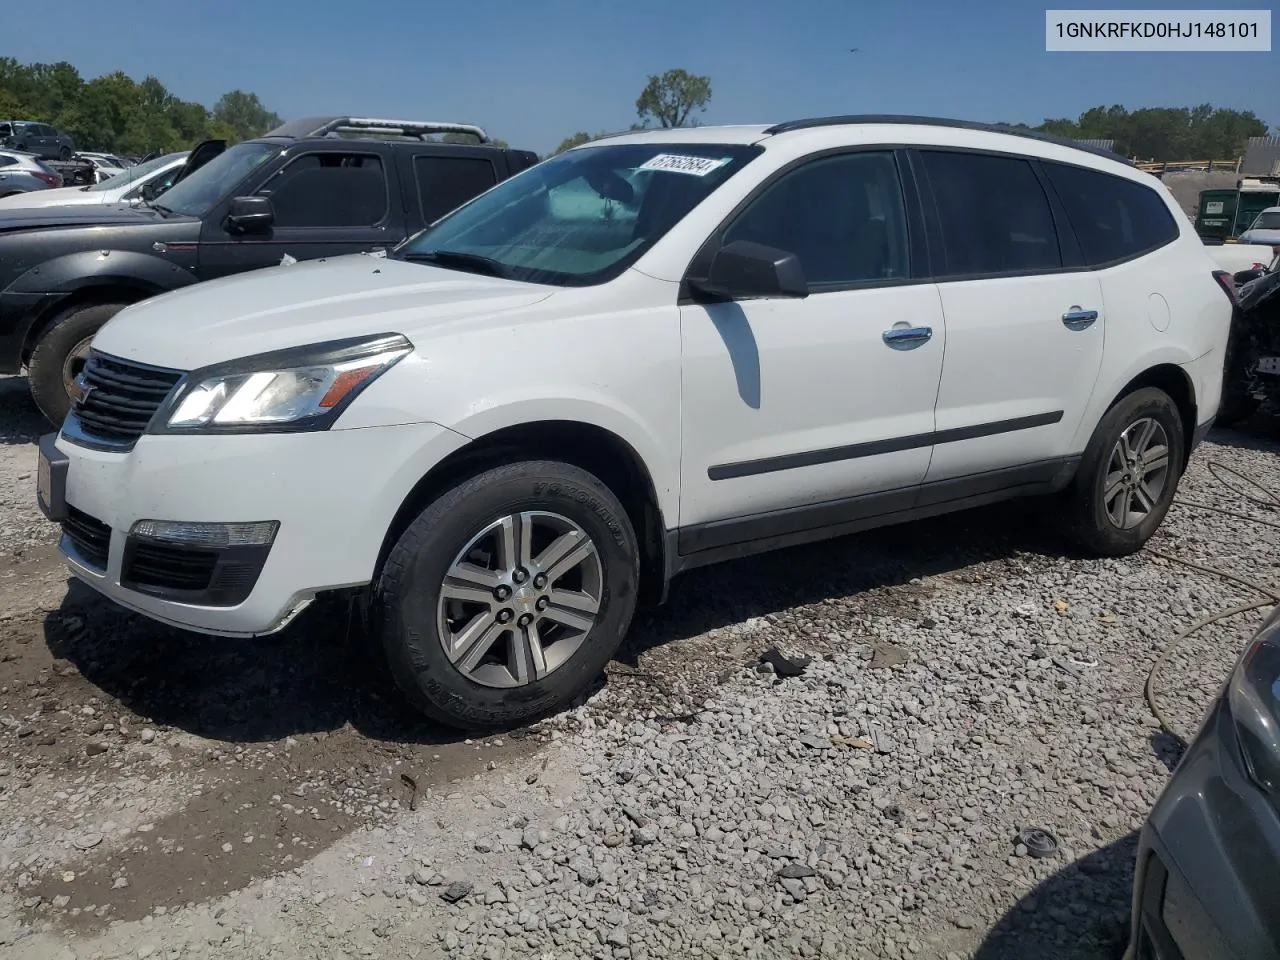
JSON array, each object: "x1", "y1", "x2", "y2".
[
  {"x1": 211, "y1": 90, "x2": 283, "y2": 142},
  {"x1": 635, "y1": 69, "x2": 712, "y2": 128},
  {"x1": 0, "y1": 57, "x2": 284, "y2": 155}
]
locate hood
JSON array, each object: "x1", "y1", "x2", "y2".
[
  {"x1": 1239, "y1": 228, "x2": 1280, "y2": 246},
  {"x1": 93, "y1": 254, "x2": 558, "y2": 370},
  {"x1": 0, "y1": 185, "x2": 97, "y2": 209},
  {"x1": 0, "y1": 202, "x2": 170, "y2": 233}
]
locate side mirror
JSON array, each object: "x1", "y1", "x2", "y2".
[
  {"x1": 691, "y1": 240, "x2": 808, "y2": 301},
  {"x1": 225, "y1": 196, "x2": 274, "y2": 235}
]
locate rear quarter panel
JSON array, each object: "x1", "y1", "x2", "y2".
[{"x1": 1069, "y1": 203, "x2": 1231, "y2": 450}]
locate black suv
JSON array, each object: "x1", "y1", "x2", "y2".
[
  {"x1": 0, "y1": 117, "x2": 538, "y2": 422},
  {"x1": 0, "y1": 120, "x2": 76, "y2": 160}
]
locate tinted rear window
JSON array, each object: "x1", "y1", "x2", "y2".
[
  {"x1": 1043, "y1": 162, "x2": 1178, "y2": 265},
  {"x1": 920, "y1": 150, "x2": 1062, "y2": 277},
  {"x1": 414, "y1": 155, "x2": 498, "y2": 224}
]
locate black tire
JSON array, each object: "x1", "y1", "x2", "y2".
[
  {"x1": 28, "y1": 302, "x2": 127, "y2": 425},
  {"x1": 1066, "y1": 387, "x2": 1185, "y2": 556},
  {"x1": 376, "y1": 460, "x2": 640, "y2": 730},
  {"x1": 58, "y1": 146, "x2": 71, "y2": 160}
]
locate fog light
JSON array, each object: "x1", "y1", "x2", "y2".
[{"x1": 130, "y1": 520, "x2": 279, "y2": 548}]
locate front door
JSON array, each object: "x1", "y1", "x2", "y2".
[
  {"x1": 913, "y1": 148, "x2": 1105, "y2": 493},
  {"x1": 198, "y1": 146, "x2": 403, "y2": 280},
  {"x1": 678, "y1": 150, "x2": 946, "y2": 554}
]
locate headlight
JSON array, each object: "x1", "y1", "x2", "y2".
[
  {"x1": 155, "y1": 334, "x2": 412, "y2": 434},
  {"x1": 1227, "y1": 607, "x2": 1280, "y2": 795}
]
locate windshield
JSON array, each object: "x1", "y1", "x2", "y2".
[
  {"x1": 155, "y1": 141, "x2": 278, "y2": 217},
  {"x1": 86, "y1": 151, "x2": 185, "y2": 192},
  {"x1": 395, "y1": 142, "x2": 761, "y2": 286},
  {"x1": 1250, "y1": 210, "x2": 1280, "y2": 230}
]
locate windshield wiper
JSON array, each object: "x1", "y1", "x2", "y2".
[
  {"x1": 402, "y1": 249, "x2": 509, "y2": 278},
  {"x1": 147, "y1": 202, "x2": 174, "y2": 217}
]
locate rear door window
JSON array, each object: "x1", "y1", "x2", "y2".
[
  {"x1": 1043, "y1": 162, "x2": 1179, "y2": 265},
  {"x1": 255, "y1": 152, "x2": 388, "y2": 228},
  {"x1": 919, "y1": 150, "x2": 1062, "y2": 277},
  {"x1": 414, "y1": 155, "x2": 498, "y2": 224}
]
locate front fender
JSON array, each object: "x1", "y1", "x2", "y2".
[{"x1": 5, "y1": 249, "x2": 197, "y2": 298}]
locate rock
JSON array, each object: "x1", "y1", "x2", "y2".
[
  {"x1": 632, "y1": 824, "x2": 659, "y2": 846},
  {"x1": 869, "y1": 642, "x2": 909, "y2": 669},
  {"x1": 140, "y1": 728, "x2": 156, "y2": 744},
  {"x1": 72, "y1": 832, "x2": 104, "y2": 850},
  {"x1": 85, "y1": 742, "x2": 108, "y2": 756},
  {"x1": 413, "y1": 868, "x2": 433, "y2": 886},
  {"x1": 440, "y1": 881, "x2": 473, "y2": 904},
  {"x1": 483, "y1": 886, "x2": 507, "y2": 905},
  {"x1": 779, "y1": 863, "x2": 817, "y2": 879},
  {"x1": 759, "y1": 647, "x2": 811, "y2": 677},
  {"x1": 573, "y1": 860, "x2": 600, "y2": 886},
  {"x1": 780, "y1": 877, "x2": 808, "y2": 901},
  {"x1": 798, "y1": 734, "x2": 831, "y2": 750},
  {"x1": 606, "y1": 926, "x2": 629, "y2": 947}
]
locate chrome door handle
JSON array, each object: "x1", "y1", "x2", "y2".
[
  {"x1": 882, "y1": 325, "x2": 933, "y2": 347},
  {"x1": 1062, "y1": 307, "x2": 1098, "y2": 330}
]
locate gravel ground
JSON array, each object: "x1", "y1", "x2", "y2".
[{"x1": 0, "y1": 375, "x2": 1277, "y2": 960}]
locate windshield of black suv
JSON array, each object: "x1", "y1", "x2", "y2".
[
  {"x1": 85, "y1": 151, "x2": 184, "y2": 192},
  {"x1": 153, "y1": 141, "x2": 278, "y2": 217},
  {"x1": 394, "y1": 142, "x2": 761, "y2": 286}
]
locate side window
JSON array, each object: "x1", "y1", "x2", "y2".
[
  {"x1": 415, "y1": 155, "x2": 498, "y2": 224},
  {"x1": 1042, "y1": 161, "x2": 1179, "y2": 265},
  {"x1": 920, "y1": 151, "x2": 1061, "y2": 277},
  {"x1": 722, "y1": 151, "x2": 910, "y2": 287},
  {"x1": 0, "y1": 156, "x2": 15, "y2": 168},
  {"x1": 255, "y1": 152, "x2": 388, "y2": 228}
]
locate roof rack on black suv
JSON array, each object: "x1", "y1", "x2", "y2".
[
  {"x1": 265, "y1": 116, "x2": 489, "y2": 143},
  {"x1": 762, "y1": 115, "x2": 1132, "y2": 165}
]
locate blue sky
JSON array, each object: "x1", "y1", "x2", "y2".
[{"x1": 7, "y1": 0, "x2": 1277, "y2": 154}]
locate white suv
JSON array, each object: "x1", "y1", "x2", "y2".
[{"x1": 37, "y1": 116, "x2": 1234, "y2": 729}]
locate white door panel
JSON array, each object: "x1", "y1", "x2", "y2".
[
  {"x1": 926, "y1": 273, "x2": 1105, "y2": 482},
  {"x1": 679, "y1": 283, "x2": 946, "y2": 528}
]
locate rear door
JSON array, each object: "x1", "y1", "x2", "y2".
[
  {"x1": 915, "y1": 148, "x2": 1105, "y2": 494},
  {"x1": 398, "y1": 147, "x2": 502, "y2": 234},
  {"x1": 198, "y1": 145, "x2": 404, "y2": 279}
]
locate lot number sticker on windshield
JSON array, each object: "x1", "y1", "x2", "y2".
[{"x1": 638, "y1": 154, "x2": 731, "y2": 176}]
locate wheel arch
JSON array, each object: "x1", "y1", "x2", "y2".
[
  {"x1": 1105, "y1": 363, "x2": 1198, "y2": 467},
  {"x1": 20, "y1": 282, "x2": 158, "y2": 366},
  {"x1": 376, "y1": 420, "x2": 672, "y2": 606}
]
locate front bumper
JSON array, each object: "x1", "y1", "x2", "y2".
[
  {"x1": 41, "y1": 421, "x2": 468, "y2": 636},
  {"x1": 1128, "y1": 698, "x2": 1280, "y2": 960}
]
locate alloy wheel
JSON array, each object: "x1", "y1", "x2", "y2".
[
  {"x1": 436, "y1": 511, "x2": 603, "y2": 688},
  {"x1": 1103, "y1": 417, "x2": 1171, "y2": 529}
]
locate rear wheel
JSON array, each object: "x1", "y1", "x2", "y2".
[
  {"x1": 28, "y1": 302, "x2": 127, "y2": 424},
  {"x1": 58, "y1": 146, "x2": 71, "y2": 160},
  {"x1": 376, "y1": 460, "x2": 640, "y2": 730},
  {"x1": 1065, "y1": 387, "x2": 1185, "y2": 556}
]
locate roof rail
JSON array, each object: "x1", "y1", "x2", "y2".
[
  {"x1": 762, "y1": 115, "x2": 1132, "y2": 165},
  {"x1": 264, "y1": 116, "x2": 489, "y2": 143}
]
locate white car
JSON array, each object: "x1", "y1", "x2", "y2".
[
  {"x1": 0, "y1": 151, "x2": 187, "y2": 210},
  {"x1": 37, "y1": 117, "x2": 1234, "y2": 728},
  {"x1": 1239, "y1": 205, "x2": 1280, "y2": 247}
]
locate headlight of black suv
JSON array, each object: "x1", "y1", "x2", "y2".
[
  {"x1": 1228, "y1": 606, "x2": 1280, "y2": 795},
  {"x1": 151, "y1": 334, "x2": 412, "y2": 435}
]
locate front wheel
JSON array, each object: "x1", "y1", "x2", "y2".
[
  {"x1": 1065, "y1": 387, "x2": 1185, "y2": 556},
  {"x1": 376, "y1": 460, "x2": 640, "y2": 730},
  {"x1": 27, "y1": 301, "x2": 127, "y2": 424}
]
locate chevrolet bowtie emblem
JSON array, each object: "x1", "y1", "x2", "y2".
[{"x1": 70, "y1": 374, "x2": 94, "y2": 406}]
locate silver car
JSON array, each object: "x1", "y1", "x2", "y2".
[
  {"x1": 0, "y1": 150, "x2": 62, "y2": 198},
  {"x1": 0, "y1": 150, "x2": 187, "y2": 210}
]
